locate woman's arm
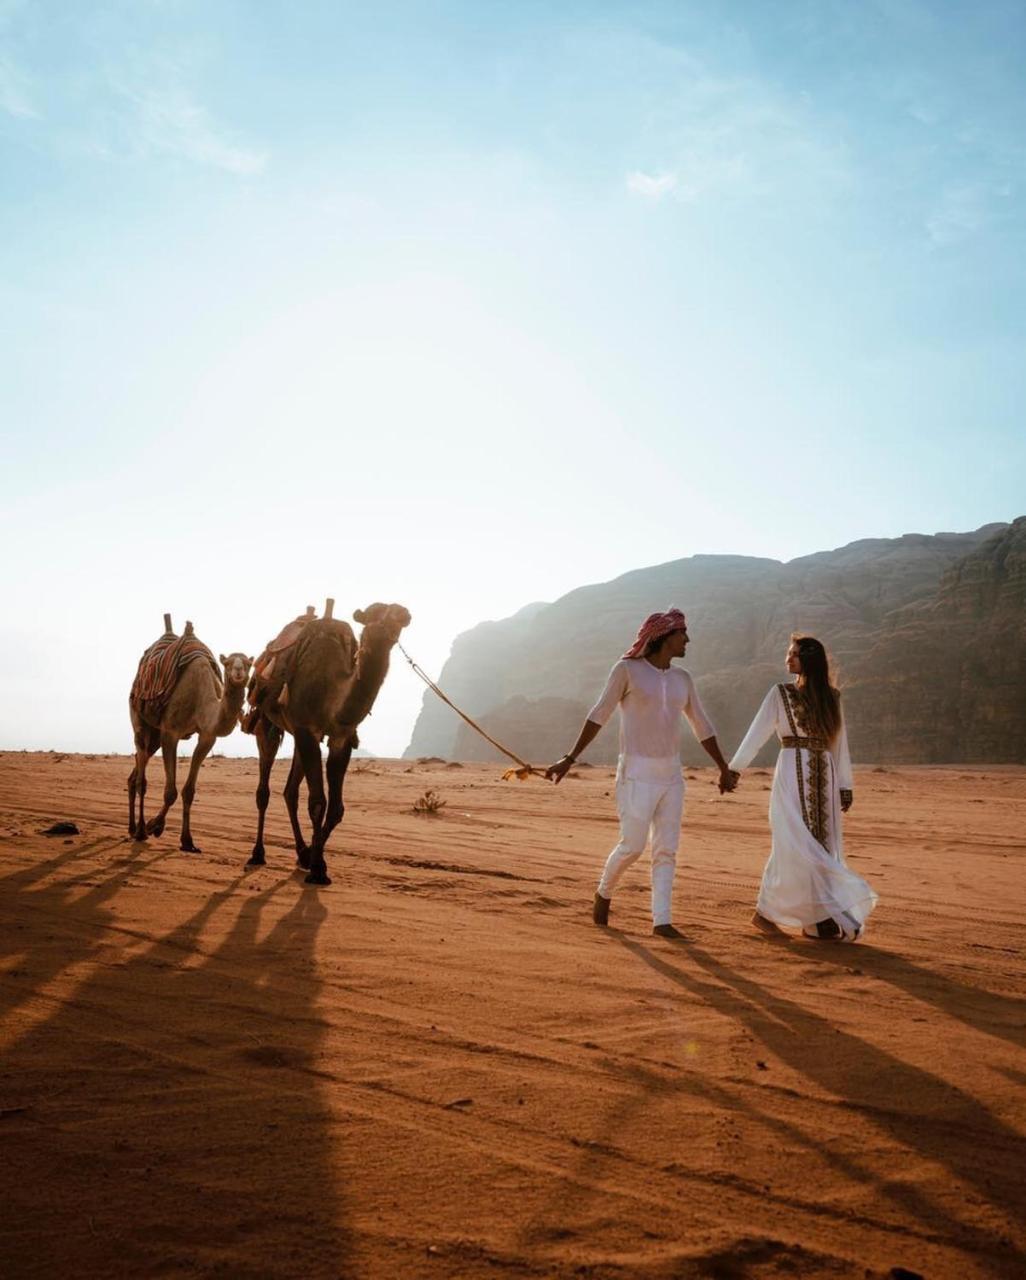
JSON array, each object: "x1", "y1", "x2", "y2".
[
  {"x1": 833, "y1": 701, "x2": 853, "y2": 810},
  {"x1": 728, "y1": 687, "x2": 779, "y2": 772}
]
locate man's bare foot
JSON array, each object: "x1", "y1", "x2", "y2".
[
  {"x1": 653, "y1": 924, "x2": 685, "y2": 940},
  {"x1": 593, "y1": 892, "x2": 611, "y2": 926},
  {"x1": 752, "y1": 911, "x2": 784, "y2": 936}
]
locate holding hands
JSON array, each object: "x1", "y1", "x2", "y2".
[
  {"x1": 545, "y1": 754, "x2": 576, "y2": 786},
  {"x1": 719, "y1": 768, "x2": 740, "y2": 794}
]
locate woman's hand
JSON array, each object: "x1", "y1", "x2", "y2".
[{"x1": 840, "y1": 789, "x2": 853, "y2": 812}]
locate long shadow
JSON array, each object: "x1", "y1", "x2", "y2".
[
  {"x1": 518, "y1": 932, "x2": 1018, "y2": 1274},
  {"x1": 0, "y1": 837, "x2": 173, "y2": 1028},
  {"x1": 613, "y1": 934, "x2": 1026, "y2": 1276},
  {"x1": 0, "y1": 854, "x2": 351, "y2": 1278},
  {"x1": 774, "y1": 937, "x2": 1025, "y2": 1051}
]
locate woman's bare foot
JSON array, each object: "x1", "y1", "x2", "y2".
[{"x1": 752, "y1": 911, "x2": 784, "y2": 936}]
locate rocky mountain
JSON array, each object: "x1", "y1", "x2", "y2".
[{"x1": 405, "y1": 520, "x2": 1026, "y2": 766}]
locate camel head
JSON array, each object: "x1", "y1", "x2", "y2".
[
  {"x1": 220, "y1": 653, "x2": 255, "y2": 688},
  {"x1": 352, "y1": 603, "x2": 412, "y2": 650}
]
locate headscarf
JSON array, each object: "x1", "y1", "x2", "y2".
[{"x1": 621, "y1": 608, "x2": 688, "y2": 659}]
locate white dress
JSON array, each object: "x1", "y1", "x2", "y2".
[{"x1": 729, "y1": 683, "x2": 878, "y2": 940}]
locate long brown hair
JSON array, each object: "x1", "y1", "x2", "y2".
[{"x1": 791, "y1": 634, "x2": 841, "y2": 742}]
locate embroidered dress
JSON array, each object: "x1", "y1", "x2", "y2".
[{"x1": 729, "y1": 684, "x2": 877, "y2": 940}]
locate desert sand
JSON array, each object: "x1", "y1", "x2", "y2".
[{"x1": 1, "y1": 752, "x2": 1024, "y2": 1279}]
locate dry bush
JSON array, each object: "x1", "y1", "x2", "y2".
[{"x1": 412, "y1": 789, "x2": 447, "y2": 816}]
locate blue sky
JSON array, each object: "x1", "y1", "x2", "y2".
[{"x1": 2, "y1": 0, "x2": 1024, "y2": 756}]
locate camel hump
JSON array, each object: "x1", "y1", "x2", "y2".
[
  {"x1": 130, "y1": 633, "x2": 220, "y2": 718},
  {"x1": 301, "y1": 618, "x2": 358, "y2": 664},
  {"x1": 246, "y1": 616, "x2": 357, "y2": 729}
]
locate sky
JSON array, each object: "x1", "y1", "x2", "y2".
[{"x1": 2, "y1": 0, "x2": 1024, "y2": 758}]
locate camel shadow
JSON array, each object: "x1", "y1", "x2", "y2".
[
  {"x1": 0, "y1": 836, "x2": 173, "y2": 1027},
  {"x1": 607, "y1": 933, "x2": 1026, "y2": 1276},
  {"x1": 0, "y1": 854, "x2": 352, "y2": 1277}
]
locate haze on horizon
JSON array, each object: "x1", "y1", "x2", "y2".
[{"x1": 2, "y1": 1, "x2": 1024, "y2": 758}]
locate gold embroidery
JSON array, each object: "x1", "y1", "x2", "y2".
[
  {"x1": 778, "y1": 684, "x2": 829, "y2": 850},
  {"x1": 807, "y1": 745, "x2": 829, "y2": 847}
]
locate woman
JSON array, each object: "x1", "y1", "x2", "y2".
[{"x1": 729, "y1": 635, "x2": 877, "y2": 941}]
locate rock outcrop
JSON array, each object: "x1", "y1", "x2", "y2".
[{"x1": 405, "y1": 520, "x2": 1025, "y2": 765}]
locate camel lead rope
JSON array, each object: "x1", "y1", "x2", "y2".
[{"x1": 396, "y1": 642, "x2": 548, "y2": 781}]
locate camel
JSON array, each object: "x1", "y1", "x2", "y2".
[
  {"x1": 128, "y1": 634, "x2": 253, "y2": 852},
  {"x1": 246, "y1": 602, "x2": 411, "y2": 885}
]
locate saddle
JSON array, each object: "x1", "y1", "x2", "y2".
[
  {"x1": 131, "y1": 627, "x2": 220, "y2": 723},
  {"x1": 243, "y1": 600, "x2": 361, "y2": 734}
]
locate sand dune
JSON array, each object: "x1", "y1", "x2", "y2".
[{"x1": 1, "y1": 752, "x2": 1024, "y2": 1278}]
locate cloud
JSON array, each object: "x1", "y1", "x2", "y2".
[
  {"x1": 606, "y1": 30, "x2": 853, "y2": 215},
  {"x1": 626, "y1": 170, "x2": 677, "y2": 199},
  {"x1": 113, "y1": 80, "x2": 267, "y2": 175}
]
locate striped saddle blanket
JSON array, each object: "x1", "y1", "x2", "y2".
[{"x1": 131, "y1": 634, "x2": 221, "y2": 717}]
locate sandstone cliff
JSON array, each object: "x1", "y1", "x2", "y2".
[{"x1": 405, "y1": 520, "x2": 1025, "y2": 765}]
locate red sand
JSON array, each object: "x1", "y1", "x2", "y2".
[{"x1": 1, "y1": 752, "x2": 1024, "y2": 1278}]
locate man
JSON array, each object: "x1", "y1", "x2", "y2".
[{"x1": 546, "y1": 608, "x2": 738, "y2": 939}]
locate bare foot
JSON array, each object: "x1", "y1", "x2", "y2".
[{"x1": 752, "y1": 911, "x2": 785, "y2": 936}]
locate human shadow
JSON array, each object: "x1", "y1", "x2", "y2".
[
  {"x1": 611, "y1": 934, "x2": 1026, "y2": 1276},
  {"x1": 774, "y1": 937, "x2": 1025, "y2": 1051},
  {"x1": 0, "y1": 856, "x2": 352, "y2": 1278}
]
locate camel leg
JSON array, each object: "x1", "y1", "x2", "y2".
[
  {"x1": 130, "y1": 727, "x2": 158, "y2": 842},
  {"x1": 146, "y1": 732, "x2": 179, "y2": 837},
  {"x1": 324, "y1": 737, "x2": 354, "y2": 841},
  {"x1": 282, "y1": 751, "x2": 311, "y2": 869},
  {"x1": 128, "y1": 725, "x2": 158, "y2": 835},
  {"x1": 247, "y1": 718, "x2": 283, "y2": 867},
  {"x1": 294, "y1": 728, "x2": 330, "y2": 886},
  {"x1": 179, "y1": 732, "x2": 215, "y2": 854}
]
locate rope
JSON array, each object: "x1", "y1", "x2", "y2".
[{"x1": 397, "y1": 642, "x2": 548, "y2": 781}]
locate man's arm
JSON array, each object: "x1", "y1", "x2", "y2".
[
  {"x1": 546, "y1": 661, "x2": 627, "y2": 785},
  {"x1": 545, "y1": 719, "x2": 602, "y2": 785},
  {"x1": 699, "y1": 736, "x2": 740, "y2": 793},
  {"x1": 683, "y1": 674, "x2": 738, "y2": 794}
]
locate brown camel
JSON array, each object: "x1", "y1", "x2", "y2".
[
  {"x1": 128, "y1": 639, "x2": 253, "y2": 852},
  {"x1": 246, "y1": 602, "x2": 411, "y2": 885}
]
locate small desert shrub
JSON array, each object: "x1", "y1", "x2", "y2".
[{"x1": 412, "y1": 789, "x2": 446, "y2": 816}]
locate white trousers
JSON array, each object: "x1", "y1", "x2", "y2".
[{"x1": 597, "y1": 756, "x2": 685, "y2": 927}]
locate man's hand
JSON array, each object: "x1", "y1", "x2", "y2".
[
  {"x1": 545, "y1": 755, "x2": 575, "y2": 785},
  {"x1": 719, "y1": 768, "x2": 740, "y2": 794}
]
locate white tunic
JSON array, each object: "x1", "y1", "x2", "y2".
[
  {"x1": 587, "y1": 658, "x2": 715, "y2": 781},
  {"x1": 730, "y1": 683, "x2": 877, "y2": 937}
]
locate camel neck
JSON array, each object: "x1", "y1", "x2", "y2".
[
  {"x1": 216, "y1": 680, "x2": 246, "y2": 736},
  {"x1": 336, "y1": 638, "x2": 392, "y2": 729}
]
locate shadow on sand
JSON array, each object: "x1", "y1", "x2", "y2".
[
  {"x1": 0, "y1": 838, "x2": 352, "y2": 1278},
  {"x1": 608, "y1": 932, "x2": 1025, "y2": 1276}
]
